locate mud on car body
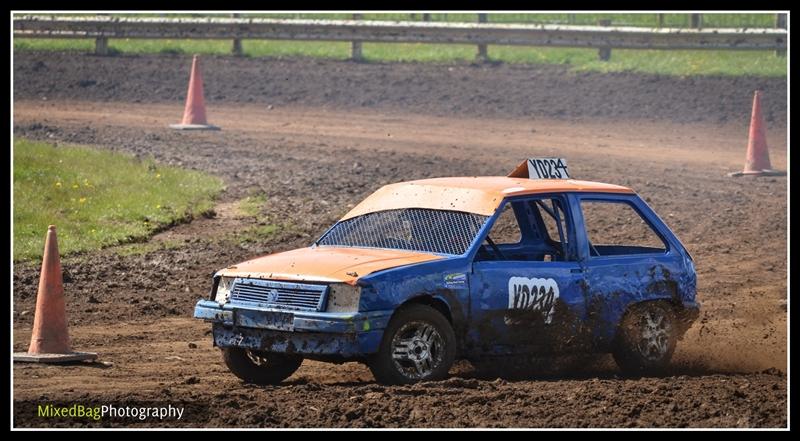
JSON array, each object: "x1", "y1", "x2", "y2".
[{"x1": 194, "y1": 158, "x2": 699, "y2": 385}]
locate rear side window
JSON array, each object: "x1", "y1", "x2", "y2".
[{"x1": 580, "y1": 199, "x2": 667, "y2": 257}]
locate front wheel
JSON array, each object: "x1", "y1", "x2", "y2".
[
  {"x1": 368, "y1": 304, "x2": 456, "y2": 385},
  {"x1": 222, "y1": 348, "x2": 303, "y2": 385},
  {"x1": 613, "y1": 301, "x2": 677, "y2": 375}
]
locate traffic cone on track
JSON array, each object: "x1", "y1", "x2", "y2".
[
  {"x1": 728, "y1": 91, "x2": 784, "y2": 177},
  {"x1": 170, "y1": 55, "x2": 220, "y2": 131},
  {"x1": 14, "y1": 226, "x2": 97, "y2": 363}
]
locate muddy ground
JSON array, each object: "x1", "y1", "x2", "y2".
[{"x1": 12, "y1": 52, "x2": 788, "y2": 428}]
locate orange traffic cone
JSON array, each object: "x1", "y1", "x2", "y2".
[
  {"x1": 729, "y1": 91, "x2": 784, "y2": 177},
  {"x1": 169, "y1": 55, "x2": 220, "y2": 130},
  {"x1": 14, "y1": 226, "x2": 97, "y2": 363}
]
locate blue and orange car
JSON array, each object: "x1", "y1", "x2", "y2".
[{"x1": 194, "y1": 159, "x2": 699, "y2": 384}]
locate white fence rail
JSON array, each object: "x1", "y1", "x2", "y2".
[{"x1": 13, "y1": 15, "x2": 788, "y2": 60}]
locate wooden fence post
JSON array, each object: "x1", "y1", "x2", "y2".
[
  {"x1": 597, "y1": 19, "x2": 611, "y2": 61},
  {"x1": 95, "y1": 37, "x2": 109, "y2": 55},
  {"x1": 476, "y1": 13, "x2": 488, "y2": 62},
  {"x1": 775, "y1": 13, "x2": 787, "y2": 57},
  {"x1": 351, "y1": 13, "x2": 363, "y2": 61},
  {"x1": 95, "y1": 12, "x2": 109, "y2": 55},
  {"x1": 422, "y1": 13, "x2": 431, "y2": 22},
  {"x1": 567, "y1": 14, "x2": 576, "y2": 25},
  {"x1": 689, "y1": 13, "x2": 702, "y2": 28},
  {"x1": 231, "y1": 13, "x2": 243, "y2": 56},
  {"x1": 657, "y1": 13, "x2": 664, "y2": 28}
]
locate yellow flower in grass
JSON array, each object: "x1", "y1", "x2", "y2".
[
  {"x1": 55, "y1": 182, "x2": 62, "y2": 188},
  {"x1": 72, "y1": 183, "x2": 79, "y2": 189},
  {"x1": 79, "y1": 197, "x2": 87, "y2": 204}
]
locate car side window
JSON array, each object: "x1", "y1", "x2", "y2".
[
  {"x1": 530, "y1": 197, "x2": 574, "y2": 261},
  {"x1": 475, "y1": 202, "x2": 524, "y2": 262},
  {"x1": 476, "y1": 196, "x2": 574, "y2": 262},
  {"x1": 580, "y1": 199, "x2": 667, "y2": 257},
  {"x1": 488, "y1": 203, "x2": 522, "y2": 245}
]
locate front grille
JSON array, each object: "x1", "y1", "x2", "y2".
[{"x1": 230, "y1": 279, "x2": 328, "y2": 312}]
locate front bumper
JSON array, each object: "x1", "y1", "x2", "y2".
[{"x1": 193, "y1": 300, "x2": 392, "y2": 357}]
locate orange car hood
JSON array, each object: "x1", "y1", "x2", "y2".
[{"x1": 217, "y1": 246, "x2": 444, "y2": 285}]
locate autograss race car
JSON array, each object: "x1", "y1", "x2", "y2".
[{"x1": 194, "y1": 158, "x2": 699, "y2": 385}]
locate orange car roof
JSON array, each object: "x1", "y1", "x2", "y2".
[{"x1": 340, "y1": 176, "x2": 635, "y2": 220}]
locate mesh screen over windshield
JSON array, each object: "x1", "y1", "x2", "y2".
[{"x1": 318, "y1": 208, "x2": 489, "y2": 255}]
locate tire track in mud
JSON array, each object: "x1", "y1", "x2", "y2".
[{"x1": 12, "y1": 318, "x2": 787, "y2": 427}]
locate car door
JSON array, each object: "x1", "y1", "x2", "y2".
[
  {"x1": 574, "y1": 193, "x2": 686, "y2": 349},
  {"x1": 467, "y1": 194, "x2": 588, "y2": 356}
]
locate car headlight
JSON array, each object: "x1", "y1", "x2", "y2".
[
  {"x1": 327, "y1": 283, "x2": 361, "y2": 312},
  {"x1": 215, "y1": 276, "x2": 235, "y2": 304}
]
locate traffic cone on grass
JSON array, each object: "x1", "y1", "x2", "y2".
[
  {"x1": 169, "y1": 55, "x2": 220, "y2": 131},
  {"x1": 13, "y1": 226, "x2": 97, "y2": 363},
  {"x1": 728, "y1": 91, "x2": 784, "y2": 177}
]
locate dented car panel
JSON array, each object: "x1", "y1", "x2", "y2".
[
  {"x1": 196, "y1": 299, "x2": 392, "y2": 355},
  {"x1": 212, "y1": 324, "x2": 384, "y2": 358},
  {"x1": 570, "y1": 192, "x2": 699, "y2": 346},
  {"x1": 194, "y1": 173, "x2": 698, "y2": 367}
]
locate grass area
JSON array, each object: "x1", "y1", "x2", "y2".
[
  {"x1": 235, "y1": 193, "x2": 268, "y2": 218},
  {"x1": 14, "y1": 37, "x2": 787, "y2": 77},
  {"x1": 12, "y1": 12, "x2": 786, "y2": 77},
  {"x1": 219, "y1": 191, "x2": 302, "y2": 246},
  {"x1": 233, "y1": 224, "x2": 281, "y2": 245},
  {"x1": 13, "y1": 139, "x2": 225, "y2": 261},
  {"x1": 228, "y1": 192, "x2": 282, "y2": 245}
]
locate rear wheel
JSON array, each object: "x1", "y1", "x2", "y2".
[
  {"x1": 368, "y1": 304, "x2": 456, "y2": 385},
  {"x1": 222, "y1": 348, "x2": 303, "y2": 385},
  {"x1": 613, "y1": 301, "x2": 677, "y2": 375}
]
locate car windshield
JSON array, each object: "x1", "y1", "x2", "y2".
[{"x1": 317, "y1": 208, "x2": 489, "y2": 255}]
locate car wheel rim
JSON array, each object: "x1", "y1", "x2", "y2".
[
  {"x1": 391, "y1": 321, "x2": 445, "y2": 380},
  {"x1": 635, "y1": 308, "x2": 672, "y2": 362}
]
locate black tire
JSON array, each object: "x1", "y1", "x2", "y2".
[
  {"x1": 222, "y1": 348, "x2": 303, "y2": 385},
  {"x1": 368, "y1": 304, "x2": 456, "y2": 385},
  {"x1": 613, "y1": 301, "x2": 678, "y2": 375}
]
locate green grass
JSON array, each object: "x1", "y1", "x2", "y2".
[
  {"x1": 218, "y1": 192, "x2": 305, "y2": 246},
  {"x1": 13, "y1": 139, "x2": 225, "y2": 261},
  {"x1": 14, "y1": 37, "x2": 787, "y2": 77},
  {"x1": 227, "y1": 192, "x2": 281, "y2": 245},
  {"x1": 236, "y1": 193, "x2": 268, "y2": 218},
  {"x1": 12, "y1": 12, "x2": 786, "y2": 77},
  {"x1": 233, "y1": 224, "x2": 281, "y2": 245}
]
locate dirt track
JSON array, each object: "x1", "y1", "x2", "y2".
[{"x1": 12, "y1": 52, "x2": 788, "y2": 428}]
